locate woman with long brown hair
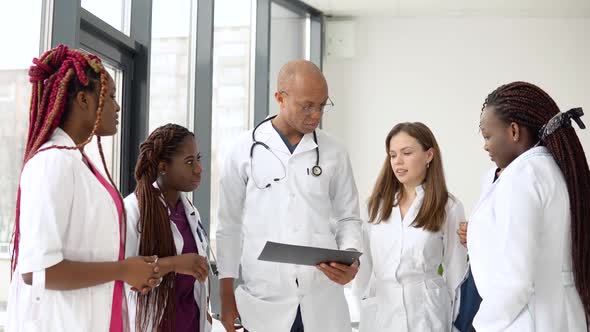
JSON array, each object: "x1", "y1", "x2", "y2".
[
  {"x1": 355, "y1": 122, "x2": 467, "y2": 331},
  {"x1": 467, "y1": 82, "x2": 588, "y2": 331},
  {"x1": 124, "y1": 123, "x2": 212, "y2": 332}
]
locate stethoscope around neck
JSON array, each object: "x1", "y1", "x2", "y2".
[{"x1": 250, "y1": 115, "x2": 322, "y2": 189}]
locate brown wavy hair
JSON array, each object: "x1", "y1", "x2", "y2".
[{"x1": 367, "y1": 122, "x2": 450, "y2": 232}]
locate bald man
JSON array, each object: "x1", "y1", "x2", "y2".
[{"x1": 215, "y1": 60, "x2": 362, "y2": 332}]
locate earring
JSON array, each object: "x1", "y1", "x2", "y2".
[
  {"x1": 513, "y1": 137, "x2": 518, "y2": 142},
  {"x1": 426, "y1": 162, "x2": 430, "y2": 169},
  {"x1": 160, "y1": 172, "x2": 166, "y2": 176}
]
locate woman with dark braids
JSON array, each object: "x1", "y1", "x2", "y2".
[
  {"x1": 465, "y1": 81, "x2": 589, "y2": 331},
  {"x1": 124, "y1": 124, "x2": 212, "y2": 332},
  {"x1": 7, "y1": 45, "x2": 161, "y2": 332}
]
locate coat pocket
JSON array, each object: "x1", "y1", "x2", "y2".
[
  {"x1": 359, "y1": 297, "x2": 378, "y2": 332},
  {"x1": 423, "y1": 279, "x2": 452, "y2": 331},
  {"x1": 234, "y1": 285, "x2": 298, "y2": 332}
]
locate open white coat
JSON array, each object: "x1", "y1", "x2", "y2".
[
  {"x1": 356, "y1": 186, "x2": 467, "y2": 332},
  {"x1": 8, "y1": 128, "x2": 122, "y2": 332},
  {"x1": 124, "y1": 191, "x2": 211, "y2": 332},
  {"x1": 216, "y1": 121, "x2": 362, "y2": 332}
]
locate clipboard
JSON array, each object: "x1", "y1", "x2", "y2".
[{"x1": 257, "y1": 241, "x2": 362, "y2": 266}]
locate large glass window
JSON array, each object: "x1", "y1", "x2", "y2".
[
  {"x1": 269, "y1": 2, "x2": 308, "y2": 116},
  {"x1": 209, "y1": 0, "x2": 254, "y2": 253},
  {"x1": 81, "y1": 0, "x2": 132, "y2": 35},
  {"x1": 148, "y1": 0, "x2": 195, "y2": 132},
  {"x1": 0, "y1": 0, "x2": 45, "y2": 328},
  {"x1": 84, "y1": 64, "x2": 124, "y2": 186}
]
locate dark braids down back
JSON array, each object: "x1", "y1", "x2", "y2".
[
  {"x1": 133, "y1": 123, "x2": 194, "y2": 332},
  {"x1": 483, "y1": 81, "x2": 590, "y2": 328}
]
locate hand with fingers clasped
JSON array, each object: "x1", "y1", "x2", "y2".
[
  {"x1": 124, "y1": 255, "x2": 162, "y2": 294},
  {"x1": 174, "y1": 253, "x2": 209, "y2": 282},
  {"x1": 316, "y1": 260, "x2": 359, "y2": 285},
  {"x1": 158, "y1": 253, "x2": 209, "y2": 283}
]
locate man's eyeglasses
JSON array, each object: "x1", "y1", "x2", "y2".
[{"x1": 279, "y1": 90, "x2": 334, "y2": 114}]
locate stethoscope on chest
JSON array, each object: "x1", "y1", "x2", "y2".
[{"x1": 250, "y1": 115, "x2": 322, "y2": 189}]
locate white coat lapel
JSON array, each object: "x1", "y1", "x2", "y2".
[
  {"x1": 181, "y1": 195, "x2": 208, "y2": 310},
  {"x1": 470, "y1": 176, "x2": 501, "y2": 220},
  {"x1": 182, "y1": 195, "x2": 206, "y2": 256},
  {"x1": 151, "y1": 181, "x2": 184, "y2": 255},
  {"x1": 292, "y1": 132, "x2": 317, "y2": 156},
  {"x1": 401, "y1": 186, "x2": 425, "y2": 227},
  {"x1": 257, "y1": 121, "x2": 291, "y2": 156},
  {"x1": 471, "y1": 148, "x2": 538, "y2": 218}
]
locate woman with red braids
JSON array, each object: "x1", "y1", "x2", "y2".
[
  {"x1": 466, "y1": 82, "x2": 589, "y2": 331},
  {"x1": 7, "y1": 45, "x2": 161, "y2": 332},
  {"x1": 124, "y1": 124, "x2": 212, "y2": 332}
]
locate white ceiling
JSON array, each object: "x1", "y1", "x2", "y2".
[{"x1": 303, "y1": 0, "x2": 590, "y2": 17}]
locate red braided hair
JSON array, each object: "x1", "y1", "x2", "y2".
[{"x1": 11, "y1": 45, "x2": 114, "y2": 275}]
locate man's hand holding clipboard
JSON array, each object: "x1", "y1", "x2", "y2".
[{"x1": 257, "y1": 241, "x2": 362, "y2": 285}]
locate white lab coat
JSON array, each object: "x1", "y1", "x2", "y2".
[
  {"x1": 468, "y1": 146, "x2": 586, "y2": 331},
  {"x1": 452, "y1": 167, "x2": 497, "y2": 332},
  {"x1": 7, "y1": 128, "x2": 122, "y2": 332},
  {"x1": 216, "y1": 121, "x2": 362, "y2": 332},
  {"x1": 124, "y1": 189, "x2": 212, "y2": 332},
  {"x1": 355, "y1": 186, "x2": 468, "y2": 332}
]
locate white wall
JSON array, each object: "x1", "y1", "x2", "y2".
[
  {"x1": 322, "y1": 17, "x2": 590, "y2": 215},
  {"x1": 268, "y1": 3, "x2": 307, "y2": 116}
]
